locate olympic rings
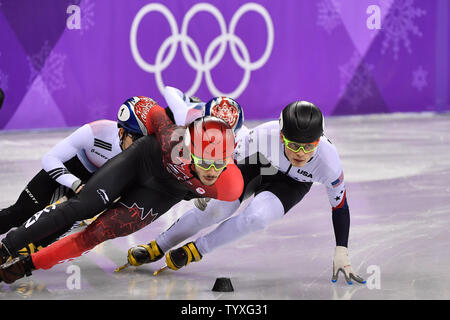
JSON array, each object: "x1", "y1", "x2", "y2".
[{"x1": 130, "y1": 2, "x2": 274, "y2": 98}]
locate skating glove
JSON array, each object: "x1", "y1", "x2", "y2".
[
  {"x1": 194, "y1": 197, "x2": 211, "y2": 211},
  {"x1": 332, "y1": 246, "x2": 366, "y2": 285}
]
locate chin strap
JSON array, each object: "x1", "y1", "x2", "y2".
[{"x1": 119, "y1": 130, "x2": 126, "y2": 151}]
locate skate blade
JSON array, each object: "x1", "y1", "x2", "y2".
[
  {"x1": 153, "y1": 265, "x2": 167, "y2": 276},
  {"x1": 115, "y1": 263, "x2": 130, "y2": 273}
]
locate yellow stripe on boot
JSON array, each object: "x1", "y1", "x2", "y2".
[
  {"x1": 186, "y1": 242, "x2": 202, "y2": 262},
  {"x1": 149, "y1": 240, "x2": 161, "y2": 260},
  {"x1": 17, "y1": 243, "x2": 41, "y2": 256}
]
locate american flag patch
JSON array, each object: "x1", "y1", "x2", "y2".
[{"x1": 331, "y1": 171, "x2": 344, "y2": 188}]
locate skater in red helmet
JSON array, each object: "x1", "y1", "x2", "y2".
[
  {"x1": 126, "y1": 101, "x2": 365, "y2": 285},
  {"x1": 0, "y1": 96, "x2": 243, "y2": 284}
]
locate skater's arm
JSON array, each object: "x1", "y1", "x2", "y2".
[
  {"x1": 325, "y1": 170, "x2": 350, "y2": 247},
  {"x1": 331, "y1": 193, "x2": 350, "y2": 248},
  {"x1": 163, "y1": 86, "x2": 204, "y2": 126},
  {"x1": 145, "y1": 105, "x2": 183, "y2": 156},
  {"x1": 163, "y1": 86, "x2": 190, "y2": 126},
  {"x1": 41, "y1": 124, "x2": 93, "y2": 192},
  {"x1": 326, "y1": 171, "x2": 365, "y2": 284}
]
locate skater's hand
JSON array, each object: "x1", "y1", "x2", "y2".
[
  {"x1": 194, "y1": 197, "x2": 211, "y2": 211},
  {"x1": 332, "y1": 246, "x2": 366, "y2": 285}
]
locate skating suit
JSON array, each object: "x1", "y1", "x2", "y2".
[
  {"x1": 3, "y1": 106, "x2": 243, "y2": 269},
  {"x1": 235, "y1": 120, "x2": 347, "y2": 210},
  {"x1": 0, "y1": 120, "x2": 121, "y2": 235},
  {"x1": 234, "y1": 120, "x2": 350, "y2": 246}
]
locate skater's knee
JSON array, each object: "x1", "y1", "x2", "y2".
[
  {"x1": 79, "y1": 205, "x2": 134, "y2": 245},
  {"x1": 240, "y1": 196, "x2": 284, "y2": 232},
  {"x1": 240, "y1": 211, "x2": 270, "y2": 232},
  {"x1": 203, "y1": 200, "x2": 239, "y2": 223}
]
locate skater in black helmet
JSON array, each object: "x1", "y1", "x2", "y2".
[{"x1": 126, "y1": 101, "x2": 366, "y2": 285}]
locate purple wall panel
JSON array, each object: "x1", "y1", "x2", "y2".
[{"x1": 0, "y1": 0, "x2": 448, "y2": 130}]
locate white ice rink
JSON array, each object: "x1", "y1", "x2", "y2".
[{"x1": 0, "y1": 113, "x2": 449, "y2": 300}]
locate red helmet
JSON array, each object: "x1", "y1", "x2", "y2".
[{"x1": 184, "y1": 116, "x2": 235, "y2": 161}]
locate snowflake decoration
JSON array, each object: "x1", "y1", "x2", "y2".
[
  {"x1": 79, "y1": 0, "x2": 95, "y2": 35},
  {"x1": 27, "y1": 41, "x2": 66, "y2": 104},
  {"x1": 338, "y1": 51, "x2": 374, "y2": 110},
  {"x1": 316, "y1": 0, "x2": 342, "y2": 34},
  {"x1": 381, "y1": 0, "x2": 426, "y2": 60},
  {"x1": 411, "y1": 65, "x2": 428, "y2": 92}
]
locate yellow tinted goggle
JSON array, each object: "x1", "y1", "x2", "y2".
[
  {"x1": 191, "y1": 154, "x2": 229, "y2": 171},
  {"x1": 282, "y1": 135, "x2": 319, "y2": 153}
]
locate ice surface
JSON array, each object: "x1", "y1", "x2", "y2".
[{"x1": 0, "y1": 113, "x2": 449, "y2": 300}]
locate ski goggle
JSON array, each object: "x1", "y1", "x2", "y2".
[
  {"x1": 282, "y1": 135, "x2": 319, "y2": 153},
  {"x1": 191, "y1": 154, "x2": 229, "y2": 171}
]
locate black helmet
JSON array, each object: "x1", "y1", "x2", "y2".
[{"x1": 279, "y1": 101, "x2": 324, "y2": 143}]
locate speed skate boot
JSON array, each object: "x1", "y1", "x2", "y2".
[
  {"x1": 0, "y1": 255, "x2": 34, "y2": 284},
  {"x1": 127, "y1": 240, "x2": 164, "y2": 267},
  {"x1": 17, "y1": 243, "x2": 41, "y2": 257},
  {"x1": 165, "y1": 242, "x2": 202, "y2": 271},
  {"x1": 0, "y1": 242, "x2": 41, "y2": 266}
]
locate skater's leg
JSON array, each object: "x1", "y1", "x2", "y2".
[
  {"x1": 32, "y1": 185, "x2": 180, "y2": 270},
  {"x1": 195, "y1": 191, "x2": 285, "y2": 255},
  {"x1": 156, "y1": 199, "x2": 240, "y2": 252},
  {"x1": 194, "y1": 176, "x2": 312, "y2": 255},
  {"x1": 0, "y1": 170, "x2": 60, "y2": 234},
  {"x1": 0, "y1": 138, "x2": 149, "y2": 255}
]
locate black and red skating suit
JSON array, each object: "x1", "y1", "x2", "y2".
[{"x1": 2, "y1": 105, "x2": 244, "y2": 262}]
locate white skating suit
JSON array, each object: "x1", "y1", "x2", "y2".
[
  {"x1": 156, "y1": 119, "x2": 351, "y2": 256},
  {"x1": 42, "y1": 120, "x2": 122, "y2": 193},
  {"x1": 235, "y1": 120, "x2": 346, "y2": 210},
  {"x1": 163, "y1": 86, "x2": 205, "y2": 126},
  {"x1": 0, "y1": 119, "x2": 122, "y2": 235}
]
